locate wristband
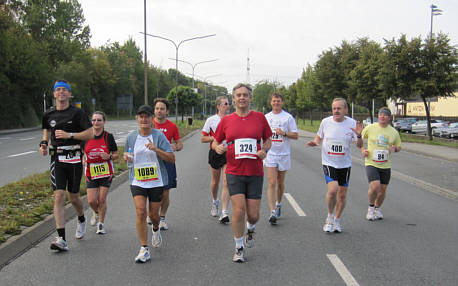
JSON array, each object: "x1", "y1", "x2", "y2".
[
  {"x1": 39, "y1": 140, "x2": 48, "y2": 147},
  {"x1": 109, "y1": 154, "x2": 113, "y2": 160}
]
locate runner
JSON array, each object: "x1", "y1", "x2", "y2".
[
  {"x1": 361, "y1": 107, "x2": 401, "y2": 221},
  {"x1": 124, "y1": 105, "x2": 174, "y2": 263},
  {"x1": 306, "y1": 98, "x2": 363, "y2": 233},
  {"x1": 212, "y1": 83, "x2": 272, "y2": 263},
  {"x1": 264, "y1": 93, "x2": 298, "y2": 225},
  {"x1": 150, "y1": 98, "x2": 183, "y2": 230},
  {"x1": 201, "y1": 95, "x2": 231, "y2": 223},
  {"x1": 84, "y1": 111, "x2": 118, "y2": 235},
  {"x1": 39, "y1": 80, "x2": 93, "y2": 251}
]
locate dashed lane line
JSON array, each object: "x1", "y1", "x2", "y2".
[
  {"x1": 19, "y1": 137, "x2": 35, "y2": 141},
  {"x1": 327, "y1": 254, "x2": 361, "y2": 286},
  {"x1": 284, "y1": 193, "x2": 307, "y2": 216},
  {"x1": 7, "y1": 151, "x2": 37, "y2": 158}
]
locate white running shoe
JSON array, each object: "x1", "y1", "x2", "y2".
[
  {"x1": 232, "y1": 247, "x2": 246, "y2": 263},
  {"x1": 374, "y1": 208, "x2": 384, "y2": 220},
  {"x1": 210, "y1": 200, "x2": 219, "y2": 217},
  {"x1": 90, "y1": 210, "x2": 98, "y2": 226},
  {"x1": 135, "y1": 246, "x2": 151, "y2": 263},
  {"x1": 245, "y1": 229, "x2": 255, "y2": 248},
  {"x1": 96, "y1": 222, "x2": 106, "y2": 235},
  {"x1": 159, "y1": 218, "x2": 168, "y2": 230},
  {"x1": 50, "y1": 237, "x2": 68, "y2": 251},
  {"x1": 323, "y1": 216, "x2": 334, "y2": 232},
  {"x1": 75, "y1": 219, "x2": 86, "y2": 239},
  {"x1": 152, "y1": 229, "x2": 162, "y2": 248},
  {"x1": 333, "y1": 219, "x2": 342, "y2": 233},
  {"x1": 219, "y1": 213, "x2": 230, "y2": 224},
  {"x1": 146, "y1": 216, "x2": 152, "y2": 225},
  {"x1": 366, "y1": 207, "x2": 375, "y2": 221}
]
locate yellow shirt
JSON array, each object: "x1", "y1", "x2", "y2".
[{"x1": 362, "y1": 123, "x2": 401, "y2": 169}]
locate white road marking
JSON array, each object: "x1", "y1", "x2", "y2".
[
  {"x1": 0, "y1": 137, "x2": 12, "y2": 140},
  {"x1": 326, "y1": 254, "x2": 360, "y2": 286},
  {"x1": 19, "y1": 137, "x2": 35, "y2": 141},
  {"x1": 284, "y1": 193, "x2": 306, "y2": 216},
  {"x1": 7, "y1": 151, "x2": 37, "y2": 158}
]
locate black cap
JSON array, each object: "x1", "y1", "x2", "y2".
[{"x1": 137, "y1": 105, "x2": 154, "y2": 116}]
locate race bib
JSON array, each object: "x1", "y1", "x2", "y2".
[
  {"x1": 58, "y1": 151, "x2": 81, "y2": 164},
  {"x1": 271, "y1": 129, "x2": 283, "y2": 143},
  {"x1": 327, "y1": 140, "x2": 346, "y2": 156},
  {"x1": 89, "y1": 162, "x2": 110, "y2": 179},
  {"x1": 373, "y1": 149, "x2": 389, "y2": 164},
  {"x1": 135, "y1": 163, "x2": 159, "y2": 182},
  {"x1": 234, "y1": 138, "x2": 257, "y2": 159}
]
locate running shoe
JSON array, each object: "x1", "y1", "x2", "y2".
[
  {"x1": 152, "y1": 229, "x2": 162, "y2": 248},
  {"x1": 275, "y1": 203, "x2": 282, "y2": 218},
  {"x1": 323, "y1": 216, "x2": 334, "y2": 232},
  {"x1": 366, "y1": 207, "x2": 375, "y2": 221},
  {"x1": 333, "y1": 219, "x2": 342, "y2": 233},
  {"x1": 374, "y1": 208, "x2": 384, "y2": 220},
  {"x1": 232, "y1": 247, "x2": 246, "y2": 263},
  {"x1": 50, "y1": 237, "x2": 68, "y2": 251},
  {"x1": 219, "y1": 213, "x2": 230, "y2": 224},
  {"x1": 269, "y1": 213, "x2": 277, "y2": 225},
  {"x1": 96, "y1": 222, "x2": 106, "y2": 235},
  {"x1": 90, "y1": 210, "x2": 98, "y2": 226},
  {"x1": 135, "y1": 246, "x2": 151, "y2": 263},
  {"x1": 159, "y1": 218, "x2": 168, "y2": 230},
  {"x1": 75, "y1": 219, "x2": 86, "y2": 239},
  {"x1": 146, "y1": 216, "x2": 152, "y2": 225},
  {"x1": 211, "y1": 200, "x2": 219, "y2": 217},
  {"x1": 245, "y1": 229, "x2": 255, "y2": 248}
]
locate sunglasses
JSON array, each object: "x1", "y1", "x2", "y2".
[
  {"x1": 220, "y1": 102, "x2": 229, "y2": 106},
  {"x1": 91, "y1": 119, "x2": 103, "y2": 122}
]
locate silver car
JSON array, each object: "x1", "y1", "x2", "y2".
[
  {"x1": 411, "y1": 120, "x2": 449, "y2": 134},
  {"x1": 439, "y1": 122, "x2": 458, "y2": 138}
]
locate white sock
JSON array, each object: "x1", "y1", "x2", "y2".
[
  {"x1": 247, "y1": 222, "x2": 256, "y2": 231},
  {"x1": 222, "y1": 209, "x2": 228, "y2": 215},
  {"x1": 234, "y1": 237, "x2": 244, "y2": 249},
  {"x1": 212, "y1": 199, "x2": 219, "y2": 204},
  {"x1": 271, "y1": 209, "x2": 276, "y2": 215},
  {"x1": 334, "y1": 218, "x2": 340, "y2": 223},
  {"x1": 276, "y1": 202, "x2": 282, "y2": 207},
  {"x1": 328, "y1": 213, "x2": 334, "y2": 218}
]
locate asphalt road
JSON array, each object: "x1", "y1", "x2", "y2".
[
  {"x1": 0, "y1": 120, "x2": 138, "y2": 187},
  {"x1": 0, "y1": 130, "x2": 457, "y2": 285}
]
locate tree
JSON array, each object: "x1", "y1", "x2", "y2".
[
  {"x1": 252, "y1": 80, "x2": 276, "y2": 112},
  {"x1": 167, "y1": 85, "x2": 200, "y2": 121}
]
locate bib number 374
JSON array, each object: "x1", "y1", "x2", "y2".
[{"x1": 234, "y1": 138, "x2": 257, "y2": 159}]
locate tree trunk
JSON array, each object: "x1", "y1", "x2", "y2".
[{"x1": 421, "y1": 97, "x2": 433, "y2": 141}]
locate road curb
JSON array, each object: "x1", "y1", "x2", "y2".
[
  {"x1": 0, "y1": 129, "x2": 199, "y2": 269},
  {"x1": 0, "y1": 126, "x2": 41, "y2": 135}
]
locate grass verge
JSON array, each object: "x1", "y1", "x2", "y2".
[{"x1": 0, "y1": 121, "x2": 203, "y2": 244}]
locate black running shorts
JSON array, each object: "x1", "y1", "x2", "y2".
[
  {"x1": 226, "y1": 174, "x2": 263, "y2": 200},
  {"x1": 130, "y1": 185, "x2": 165, "y2": 202},
  {"x1": 208, "y1": 149, "x2": 226, "y2": 169},
  {"x1": 50, "y1": 158, "x2": 83, "y2": 193},
  {"x1": 365, "y1": 165, "x2": 391, "y2": 185}
]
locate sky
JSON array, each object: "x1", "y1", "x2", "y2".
[{"x1": 79, "y1": 0, "x2": 458, "y2": 92}]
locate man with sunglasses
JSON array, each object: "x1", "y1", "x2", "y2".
[
  {"x1": 201, "y1": 96, "x2": 231, "y2": 223},
  {"x1": 264, "y1": 93, "x2": 298, "y2": 225},
  {"x1": 40, "y1": 80, "x2": 93, "y2": 251}
]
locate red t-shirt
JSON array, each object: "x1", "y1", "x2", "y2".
[
  {"x1": 154, "y1": 119, "x2": 181, "y2": 143},
  {"x1": 214, "y1": 111, "x2": 272, "y2": 176},
  {"x1": 84, "y1": 131, "x2": 117, "y2": 179}
]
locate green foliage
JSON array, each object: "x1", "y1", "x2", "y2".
[{"x1": 167, "y1": 85, "x2": 201, "y2": 116}]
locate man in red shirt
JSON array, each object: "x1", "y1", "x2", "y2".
[
  {"x1": 149, "y1": 98, "x2": 183, "y2": 230},
  {"x1": 213, "y1": 83, "x2": 272, "y2": 263}
]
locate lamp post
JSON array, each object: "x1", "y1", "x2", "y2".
[
  {"x1": 430, "y1": 4, "x2": 442, "y2": 37},
  {"x1": 141, "y1": 32, "x2": 216, "y2": 122},
  {"x1": 197, "y1": 74, "x2": 222, "y2": 116},
  {"x1": 168, "y1": 58, "x2": 218, "y2": 89},
  {"x1": 143, "y1": 0, "x2": 147, "y2": 104}
]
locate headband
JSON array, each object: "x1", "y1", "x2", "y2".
[{"x1": 53, "y1": 81, "x2": 71, "y2": 92}]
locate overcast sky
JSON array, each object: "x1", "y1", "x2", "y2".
[{"x1": 80, "y1": 0, "x2": 458, "y2": 91}]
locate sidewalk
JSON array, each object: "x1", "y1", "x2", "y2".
[{"x1": 298, "y1": 129, "x2": 458, "y2": 163}]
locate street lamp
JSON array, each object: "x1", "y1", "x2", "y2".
[
  {"x1": 141, "y1": 32, "x2": 216, "y2": 122},
  {"x1": 430, "y1": 4, "x2": 442, "y2": 37},
  {"x1": 197, "y1": 74, "x2": 222, "y2": 115},
  {"x1": 168, "y1": 58, "x2": 218, "y2": 88}
]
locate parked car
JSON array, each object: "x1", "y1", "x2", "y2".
[
  {"x1": 363, "y1": 117, "x2": 378, "y2": 127},
  {"x1": 438, "y1": 122, "x2": 458, "y2": 138},
  {"x1": 411, "y1": 119, "x2": 449, "y2": 134},
  {"x1": 393, "y1": 118, "x2": 417, "y2": 133}
]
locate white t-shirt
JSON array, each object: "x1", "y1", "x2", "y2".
[
  {"x1": 317, "y1": 116, "x2": 357, "y2": 168},
  {"x1": 265, "y1": 110, "x2": 298, "y2": 156},
  {"x1": 132, "y1": 134, "x2": 165, "y2": 188},
  {"x1": 202, "y1": 114, "x2": 226, "y2": 147}
]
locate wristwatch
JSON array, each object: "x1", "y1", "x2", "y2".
[
  {"x1": 70, "y1": 133, "x2": 74, "y2": 139},
  {"x1": 39, "y1": 140, "x2": 48, "y2": 147}
]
